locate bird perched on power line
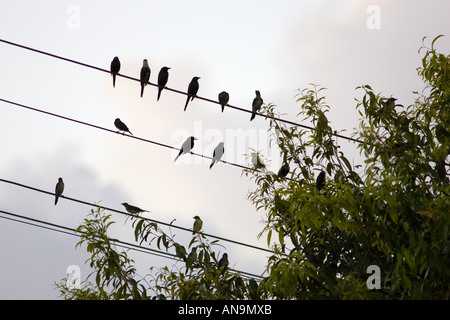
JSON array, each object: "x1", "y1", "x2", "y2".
[
  {"x1": 174, "y1": 136, "x2": 197, "y2": 162},
  {"x1": 140, "y1": 59, "x2": 151, "y2": 98},
  {"x1": 157, "y1": 66, "x2": 170, "y2": 101},
  {"x1": 121, "y1": 202, "x2": 149, "y2": 214},
  {"x1": 110, "y1": 56, "x2": 120, "y2": 88},
  {"x1": 250, "y1": 90, "x2": 263, "y2": 121},
  {"x1": 316, "y1": 170, "x2": 326, "y2": 191},
  {"x1": 218, "y1": 253, "x2": 229, "y2": 269},
  {"x1": 187, "y1": 247, "x2": 197, "y2": 262},
  {"x1": 218, "y1": 91, "x2": 229, "y2": 112},
  {"x1": 114, "y1": 118, "x2": 133, "y2": 135},
  {"x1": 54, "y1": 177, "x2": 64, "y2": 205},
  {"x1": 192, "y1": 215, "x2": 203, "y2": 235},
  {"x1": 210, "y1": 142, "x2": 224, "y2": 169},
  {"x1": 184, "y1": 76, "x2": 200, "y2": 111},
  {"x1": 174, "y1": 243, "x2": 187, "y2": 261}
]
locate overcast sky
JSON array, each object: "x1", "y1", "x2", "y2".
[{"x1": 0, "y1": 0, "x2": 449, "y2": 299}]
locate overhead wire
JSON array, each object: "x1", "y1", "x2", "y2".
[
  {"x1": 0, "y1": 177, "x2": 278, "y2": 256},
  {"x1": 0, "y1": 38, "x2": 364, "y2": 144},
  {"x1": 0, "y1": 209, "x2": 264, "y2": 280}
]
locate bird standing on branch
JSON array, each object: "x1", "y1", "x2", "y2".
[
  {"x1": 210, "y1": 142, "x2": 224, "y2": 169},
  {"x1": 250, "y1": 90, "x2": 263, "y2": 121},
  {"x1": 140, "y1": 59, "x2": 151, "y2": 98},
  {"x1": 121, "y1": 202, "x2": 149, "y2": 214},
  {"x1": 218, "y1": 91, "x2": 229, "y2": 112},
  {"x1": 278, "y1": 163, "x2": 290, "y2": 178},
  {"x1": 218, "y1": 253, "x2": 229, "y2": 269},
  {"x1": 110, "y1": 56, "x2": 120, "y2": 88},
  {"x1": 184, "y1": 77, "x2": 200, "y2": 111},
  {"x1": 192, "y1": 215, "x2": 203, "y2": 234},
  {"x1": 157, "y1": 66, "x2": 170, "y2": 101},
  {"x1": 315, "y1": 170, "x2": 325, "y2": 191},
  {"x1": 54, "y1": 177, "x2": 64, "y2": 205},
  {"x1": 114, "y1": 118, "x2": 133, "y2": 135},
  {"x1": 174, "y1": 136, "x2": 197, "y2": 162}
]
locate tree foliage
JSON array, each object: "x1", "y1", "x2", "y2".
[{"x1": 56, "y1": 35, "x2": 449, "y2": 300}]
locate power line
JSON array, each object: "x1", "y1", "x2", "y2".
[
  {"x1": 0, "y1": 209, "x2": 264, "y2": 280},
  {"x1": 0, "y1": 177, "x2": 277, "y2": 256},
  {"x1": 0, "y1": 97, "x2": 250, "y2": 171},
  {"x1": 0, "y1": 38, "x2": 364, "y2": 144}
]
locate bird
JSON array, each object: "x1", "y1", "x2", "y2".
[
  {"x1": 386, "y1": 97, "x2": 397, "y2": 109},
  {"x1": 54, "y1": 177, "x2": 64, "y2": 205},
  {"x1": 278, "y1": 163, "x2": 290, "y2": 178},
  {"x1": 156, "y1": 66, "x2": 170, "y2": 101},
  {"x1": 250, "y1": 90, "x2": 263, "y2": 121},
  {"x1": 121, "y1": 202, "x2": 149, "y2": 214},
  {"x1": 184, "y1": 77, "x2": 200, "y2": 111},
  {"x1": 218, "y1": 91, "x2": 229, "y2": 112},
  {"x1": 316, "y1": 170, "x2": 326, "y2": 191},
  {"x1": 174, "y1": 136, "x2": 197, "y2": 162},
  {"x1": 209, "y1": 142, "x2": 224, "y2": 169},
  {"x1": 114, "y1": 118, "x2": 133, "y2": 135},
  {"x1": 140, "y1": 59, "x2": 151, "y2": 98},
  {"x1": 187, "y1": 247, "x2": 197, "y2": 262},
  {"x1": 218, "y1": 253, "x2": 229, "y2": 269},
  {"x1": 110, "y1": 56, "x2": 121, "y2": 88},
  {"x1": 174, "y1": 243, "x2": 187, "y2": 261},
  {"x1": 436, "y1": 158, "x2": 446, "y2": 180},
  {"x1": 192, "y1": 215, "x2": 203, "y2": 235}
]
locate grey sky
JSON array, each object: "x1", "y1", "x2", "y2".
[{"x1": 0, "y1": 0, "x2": 449, "y2": 299}]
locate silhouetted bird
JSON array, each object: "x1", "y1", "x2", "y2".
[
  {"x1": 192, "y1": 215, "x2": 203, "y2": 234},
  {"x1": 436, "y1": 158, "x2": 446, "y2": 180},
  {"x1": 218, "y1": 253, "x2": 229, "y2": 269},
  {"x1": 210, "y1": 142, "x2": 224, "y2": 169},
  {"x1": 316, "y1": 170, "x2": 325, "y2": 191},
  {"x1": 121, "y1": 202, "x2": 149, "y2": 214},
  {"x1": 110, "y1": 56, "x2": 121, "y2": 88},
  {"x1": 306, "y1": 253, "x2": 319, "y2": 268},
  {"x1": 184, "y1": 77, "x2": 200, "y2": 111},
  {"x1": 218, "y1": 91, "x2": 229, "y2": 112},
  {"x1": 174, "y1": 136, "x2": 197, "y2": 162},
  {"x1": 114, "y1": 118, "x2": 133, "y2": 135},
  {"x1": 54, "y1": 177, "x2": 64, "y2": 205},
  {"x1": 386, "y1": 97, "x2": 397, "y2": 109},
  {"x1": 250, "y1": 90, "x2": 263, "y2": 121},
  {"x1": 278, "y1": 163, "x2": 290, "y2": 178},
  {"x1": 157, "y1": 66, "x2": 170, "y2": 101},
  {"x1": 140, "y1": 59, "x2": 151, "y2": 97}
]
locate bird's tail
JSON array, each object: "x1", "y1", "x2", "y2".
[
  {"x1": 55, "y1": 196, "x2": 59, "y2": 205},
  {"x1": 209, "y1": 161, "x2": 215, "y2": 169},
  {"x1": 250, "y1": 112, "x2": 256, "y2": 121},
  {"x1": 157, "y1": 87, "x2": 162, "y2": 101},
  {"x1": 113, "y1": 75, "x2": 116, "y2": 88},
  {"x1": 184, "y1": 95, "x2": 190, "y2": 111},
  {"x1": 141, "y1": 85, "x2": 145, "y2": 98},
  {"x1": 174, "y1": 153, "x2": 181, "y2": 162}
]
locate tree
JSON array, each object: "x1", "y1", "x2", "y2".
[{"x1": 55, "y1": 35, "x2": 449, "y2": 300}]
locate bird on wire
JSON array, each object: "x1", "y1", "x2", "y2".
[
  {"x1": 110, "y1": 56, "x2": 120, "y2": 88},
  {"x1": 157, "y1": 66, "x2": 170, "y2": 101},
  {"x1": 121, "y1": 202, "x2": 149, "y2": 214},
  {"x1": 210, "y1": 142, "x2": 225, "y2": 169},
  {"x1": 140, "y1": 59, "x2": 151, "y2": 98},
  {"x1": 114, "y1": 118, "x2": 133, "y2": 135},
  {"x1": 250, "y1": 90, "x2": 263, "y2": 121},
  {"x1": 54, "y1": 177, "x2": 64, "y2": 205},
  {"x1": 192, "y1": 215, "x2": 203, "y2": 235},
  {"x1": 218, "y1": 91, "x2": 229, "y2": 112},
  {"x1": 174, "y1": 136, "x2": 197, "y2": 162},
  {"x1": 184, "y1": 76, "x2": 200, "y2": 111}
]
